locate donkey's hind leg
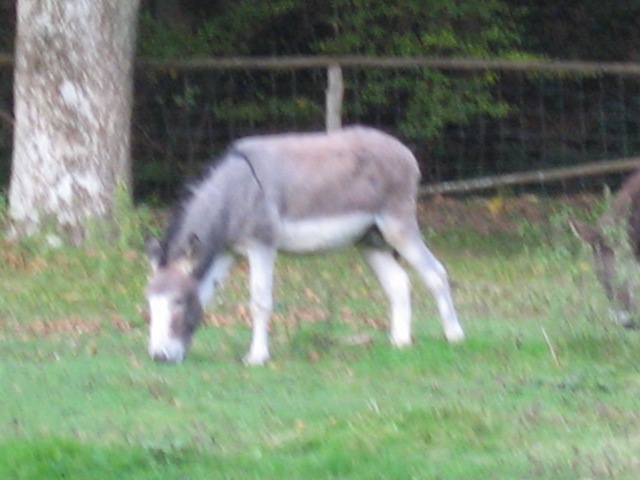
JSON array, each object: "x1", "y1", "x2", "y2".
[
  {"x1": 362, "y1": 247, "x2": 413, "y2": 347},
  {"x1": 377, "y1": 216, "x2": 465, "y2": 343}
]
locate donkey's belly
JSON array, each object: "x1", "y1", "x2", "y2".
[{"x1": 277, "y1": 213, "x2": 374, "y2": 252}]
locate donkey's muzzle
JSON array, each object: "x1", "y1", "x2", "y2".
[
  {"x1": 149, "y1": 345, "x2": 185, "y2": 364},
  {"x1": 152, "y1": 351, "x2": 172, "y2": 363}
]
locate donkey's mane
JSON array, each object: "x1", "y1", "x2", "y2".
[
  {"x1": 158, "y1": 152, "x2": 230, "y2": 267},
  {"x1": 158, "y1": 145, "x2": 259, "y2": 268}
]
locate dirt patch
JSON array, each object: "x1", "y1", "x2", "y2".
[
  {"x1": 7, "y1": 315, "x2": 133, "y2": 339},
  {"x1": 417, "y1": 193, "x2": 598, "y2": 234},
  {"x1": 8, "y1": 316, "x2": 102, "y2": 338}
]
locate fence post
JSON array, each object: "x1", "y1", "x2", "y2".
[{"x1": 325, "y1": 64, "x2": 343, "y2": 131}]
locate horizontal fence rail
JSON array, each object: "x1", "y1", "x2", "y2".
[
  {"x1": 135, "y1": 55, "x2": 640, "y2": 76},
  {"x1": 420, "y1": 157, "x2": 640, "y2": 195},
  {"x1": 2, "y1": 52, "x2": 640, "y2": 75}
]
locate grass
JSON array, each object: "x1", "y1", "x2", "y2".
[{"x1": 1, "y1": 197, "x2": 640, "y2": 479}]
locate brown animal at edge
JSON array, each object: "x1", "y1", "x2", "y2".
[{"x1": 569, "y1": 169, "x2": 640, "y2": 328}]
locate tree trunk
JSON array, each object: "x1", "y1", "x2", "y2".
[{"x1": 9, "y1": 0, "x2": 140, "y2": 243}]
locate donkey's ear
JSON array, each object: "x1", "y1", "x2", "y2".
[
  {"x1": 568, "y1": 218, "x2": 602, "y2": 245},
  {"x1": 187, "y1": 233, "x2": 201, "y2": 259},
  {"x1": 174, "y1": 234, "x2": 201, "y2": 275},
  {"x1": 145, "y1": 237, "x2": 163, "y2": 272}
]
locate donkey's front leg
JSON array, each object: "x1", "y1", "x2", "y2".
[
  {"x1": 244, "y1": 244, "x2": 276, "y2": 365},
  {"x1": 198, "y1": 253, "x2": 235, "y2": 307}
]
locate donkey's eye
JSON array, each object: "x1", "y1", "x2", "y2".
[{"x1": 174, "y1": 298, "x2": 186, "y2": 308}]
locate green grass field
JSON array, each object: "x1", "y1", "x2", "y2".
[{"x1": 1, "y1": 197, "x2": 639, "y2": 479}]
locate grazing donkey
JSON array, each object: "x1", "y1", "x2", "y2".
[
  {"x1": 145, "y1": 126, "x2": 465, "y2": 364},
  {"x1": 570, "y1": 169, "x2": 640, "y2": 328}
]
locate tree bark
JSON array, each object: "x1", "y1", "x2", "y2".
[{"x1": 9, "y1": 0, "x2": 140, "y2": 243}]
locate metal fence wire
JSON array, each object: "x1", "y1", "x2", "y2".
[
  {"x1": 132, "y1": 58, "x2": 640, "y2": 201},
  {"x1": 1, "y1": 57, "x2": 639, "y2": 202}
]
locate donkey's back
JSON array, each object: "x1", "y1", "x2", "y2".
[{"x1": 233, "y1": 126, "x2": 421, "y2": 222}]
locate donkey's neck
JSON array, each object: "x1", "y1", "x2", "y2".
[{"x1": 165, "y1": 157, "x2": 264, "y2": 279}]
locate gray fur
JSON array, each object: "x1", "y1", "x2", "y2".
[{"x1": 145, "y1": 126, "x2": 465, "y2": 364}]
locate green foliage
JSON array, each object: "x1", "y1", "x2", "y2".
[
  {"x1": 136, "y1": 1, "x2": 529, "y2": 141},
  {"x1": 517, "y1": 0, "x2": 640, "y2": 61},
  {"x1": 0, "y1": 190, "x2": 7, "y2": 226},
  {"x1": 137, "y1": 12, "x2": 210, "y2": 58},
  {"x1": 193, "y1": 0, "x2": 301, "y2": 55},
  {"x1": 137, "y1": 1, "x2": 303, "y2": 57},
  {"x1": 317, "y1": 0, "x2": 524, "y2": 139},
  {"x1": 319, "y1": 0, "x2": 524, "y2": 55},
  {"x1": 1, "y1": 185, "x2": 159, "y2": 250},
  {"x1": 0, "y1": 438, "x2": 197, "y2": 480},
  {"x1": 517, "y1": 201, "x2": 589, "y2": 259},
  {"x1": 103, "y1": 184, "x2": 162, "y2": 251}
]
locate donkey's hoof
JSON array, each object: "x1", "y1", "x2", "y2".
[
  {"x1": 390, "y1": 335, "x2": 413, "y2": 348},
  {"x1": 243, "y1": 352, "x2": 270, "y2": 366},
  {"x1": 445, "y1": 326, "x2": 465, "y2": 343},
  {"x1": 610, "y1": 310, "x2": 638, "y2": 329}
]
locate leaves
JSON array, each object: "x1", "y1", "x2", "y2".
[{"x1": 137, "y1": 1, "x2": 527, "y2": 141}]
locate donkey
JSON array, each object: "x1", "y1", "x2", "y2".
[
  {"x1": 569, "y1": 169, "x2": 640, "y2": 328},
  {"x1": 145, "y1": 126, "x2": 465, "y2": 364}
]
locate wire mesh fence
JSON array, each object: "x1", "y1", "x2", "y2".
[
  {"x1": 132, "y1": 66, "x2": 329, "y2": 200},
  {"x1": 132, "y1": 57, "x2": 640, "y2": 201},
  {"x1": 420, "y1": 72, "x2": 640, "y2": 194},
  {"x1": 0, "y1": 57, "x2": 639, "y2": 202}
]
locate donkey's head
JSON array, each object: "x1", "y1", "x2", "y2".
[
  {"x1": 569, "y1": 218, "x2": 637, "y2": 327},
  {"x1": 145, "y1": 236, "x2": 203, "y2": 363}
]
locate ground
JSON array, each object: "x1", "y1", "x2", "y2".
[
  {"x1": 4, "y1": 192, "x2": 640, "y2": 479},
  {"x1": 417, "y1": 192, "x2": 599, "y2": 234}
]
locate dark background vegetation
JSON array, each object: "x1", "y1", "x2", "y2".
[{"x1": 0, "y1": 0, "x2": 639, "y2": 200}]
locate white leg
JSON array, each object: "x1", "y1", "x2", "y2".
[
  {"x1": 399, "y1": 239, "x2": 464, "y2": 342},
  {"x1": 244, "y1": 244, "x2": 276, "y2": 365},
  {"x1": 362, "y1": 248, "x2": 412, "y2": 347},
  {"x1": 378, "y1": 217, "x2": 464, "y2": 342},
  {"x1": 198, "y1": 253, "x2": 235, "y2": 307}
]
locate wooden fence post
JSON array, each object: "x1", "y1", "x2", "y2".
[{"x1": 325, "y1": 64, "x2": 343, "y2": 131}]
